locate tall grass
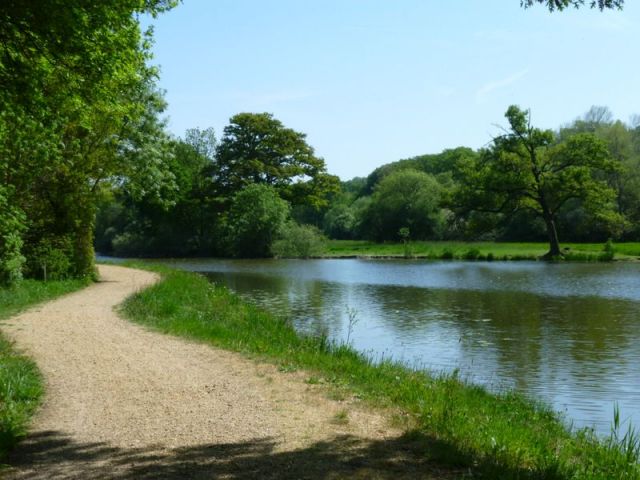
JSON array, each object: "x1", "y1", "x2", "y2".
[
  {"x1": 121, "y1": 265, "x2": 640, "y2": 479},
  {"x1": 0, "y1": 277, "x2": 89, "y2": 460}
]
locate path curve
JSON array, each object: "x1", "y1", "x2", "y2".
[{"x1": 0, "y1": 265, "x2": 448, "y2": 479}]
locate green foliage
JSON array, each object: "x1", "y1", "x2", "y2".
[
  {"x1": 0, "y1": 336, "x2": 42, "y2": 459},
  {"x1": 455, "y1": 105, "x2": 620, "y2": 257},
  {"x1": 362, "y1": 169, "x2": 445, "y2": 241},
  {"x1": 25, "y1": 237, "x2": 74, "y2": 280},
  {"x1": 363, "y1": 147, "x2": 477, "y2": 196},
  {"x1": 0, "y1": 188, "x2": 25, "y2": 286},
  {"x1": 215, "y1": 113, "x2": 339, "y2": 209},
  {"x1": 272, "y1": 223, "x2": 327, "y2": 258},
  {"x1": 0, "y1": 0, "x2": 178, "y2": 277},
  {"x1": 521, "y1": 0, "x2": 623, "y2": 10},
  {"x1": 601, "y1": 238, "x2": 616, "y2": 261},
  {"x1": 227, "y1": 184, "x2": 290, "y2": 257}
]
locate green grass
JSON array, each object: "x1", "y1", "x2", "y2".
[
  {"x1": 324, "y1": 240, "x2": 640, "y2": 261},
  {"x1": 120, "y1": 264, "x2": 640, "y2": 479},
  {"x1": 0, "y1": 277, "x2": 90, "y2": 460}
]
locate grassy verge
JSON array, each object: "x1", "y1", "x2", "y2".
[
  {"x1": 0, "y1": 277, "x2": 90, "y2": 459},
  {"x1": 324, "y1": 240, "x2": 640, "y2": 261},
  {"x1": 121, "y1": 264, "x2": 640, "y2": 479}
]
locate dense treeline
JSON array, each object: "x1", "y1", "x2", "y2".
[
  {"x1": 94, "y1": 105, "x2": 640, "y2": 259},
  {"x1": 321, "y1": 106, "x2": 639, "y2": 255}
]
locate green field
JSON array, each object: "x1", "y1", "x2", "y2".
[{"x1": 324, "y1": 240, "x2": 640, "y2": 261}]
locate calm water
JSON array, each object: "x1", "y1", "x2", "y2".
[{"x1": 159, "y1": 258, "x2": 640, "y2": 436}]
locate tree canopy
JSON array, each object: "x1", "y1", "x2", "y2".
[
  {"x1": 0, "y1": 0, "x2": 177, "y2": 282},
  {"x1": 215, "y1": 113, "x2": 339, "y2": 209},
  {"x1": 455, "y1": 106, "x2": 620, "y2": 257}
]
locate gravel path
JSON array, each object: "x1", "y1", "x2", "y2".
[{"x1": 0, "y1": 265, "x2": 451, "y2": 479}]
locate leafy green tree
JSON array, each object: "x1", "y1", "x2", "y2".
[
  {"x1": 456, "y1": 106, "x2": 620, "y2": 257},
  {"x1": 0, "y1": 0, "x2": 177, "y2": 278},
  {"x1": 215, "y1": 113, "x2": 339, "y2": 209},
  {"x1": 0, "y1": 185, "x2": 25, "y2": 285},
  {"x1": 227, "y1": 184, "x2": 290, "y2": 258},
  {"x1": 362, "y1": 169, "x2": 444, "y2": 241},
  {"x1": 521, "y1": 0, "x2": 623, "y2": 10}
]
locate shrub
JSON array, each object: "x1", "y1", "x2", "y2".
[
  {"x1": 26, "y1": 237, "x2": 73, "y2": 280},
  {"x1": 600, "y1": 238, "x2": 616, "y2": 261},
  {"x1": 272, "y1": 223, "x2": 327, "y2": 258},
  {"x1": 464, "y1": 248, "x2": 481, "y2": 260},
  {"x1": 440, "y1": 249, "x2": 454, "y2": 260}
]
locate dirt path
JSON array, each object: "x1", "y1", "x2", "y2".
[{"x1": 0, "y1": 265, "x2": 451, "y2": 479}]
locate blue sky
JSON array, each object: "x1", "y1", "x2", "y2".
[{"x1": 145, "y1": 1, "x2": 640, "y2": 180}]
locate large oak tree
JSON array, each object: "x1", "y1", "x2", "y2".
[{"x1": 456, "y1": 106, "x2": 621, "y2": 257}]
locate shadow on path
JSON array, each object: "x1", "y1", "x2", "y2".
[{"x1": 3, "y1": 430, "x2": 468, "y2": 479}]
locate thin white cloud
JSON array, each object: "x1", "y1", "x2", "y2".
[{"x1": 475, "y1": 68, "x2": 529, "y2": 103}]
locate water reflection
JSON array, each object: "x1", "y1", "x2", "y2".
[{"x1": 166, "y1": 259, "x2": 640, "y2": 435}]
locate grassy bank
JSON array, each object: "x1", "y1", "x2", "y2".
[
  {"x1": 0, "y1": 278, "x2": 90, "y2": 459},
  {"x1": 121, "y1": 265, "x2": 640, "y2": 479},
  {"x1": 324, "y1": 240, "x2": 640, "y2": 261}
]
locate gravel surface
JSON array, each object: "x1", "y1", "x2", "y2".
[{"x1": 0, "y1": 265, "x2": 451, "y2": 479}]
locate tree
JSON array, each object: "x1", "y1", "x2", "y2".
[
  {"x1": 227, "y1": 184, "x2": 290, "y2": 258},
  {"x1": 521, "y1": 0, "x2": 623, "y2": 10},
  {"x1": 215, "y1": 113, "x2": 339, "y2": 209},
  {"x1": 362, "y1": 169, "x2": 444, "y2": 242},
  {"x1": 456, "y1": 106, "x2": 620, "y2": 257},
  {"x1": 0, "y1": 0, "x2": 177, "y2": 279}
]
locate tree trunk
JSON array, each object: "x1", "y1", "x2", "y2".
[{"x1": 542, "y1": 213, "x2": 562, "y2": 259}]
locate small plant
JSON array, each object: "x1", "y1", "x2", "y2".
[
  {"x1": 600, "y1": 238, "x2": 616, "y2": 261},
  {"x1": 305, "y1": 376, "x2": 322, "y2": 385},
  {"x1": 345, "y1": 306, "x2": 359, "y2": 345},
  {"x1": 398, "y1": 227, "x2": 412, "y2": 258},
  {"x1": 278, "y1": 363, "x2": 298, "y2": 373},
  {"x1": 331, "y1": 409, "x2": 349, "y2": 425},
  {"x1": 608, "y1": 403, "x2": 640, "y2": 464}
]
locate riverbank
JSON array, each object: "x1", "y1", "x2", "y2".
[
  {"x1": 324, "y1": 240, "x2": 640, "y2": 261},
  {"x1": 0, "y1": 278, "x2": 90, "y2": 459},
  {"x1": 1, "y1": 265, "x2": 455, "y2": 479},
  {"x1": 121, "y1": 263, "x2": 640, "y2": 479}
]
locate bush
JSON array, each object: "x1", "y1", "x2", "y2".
[
  {"x1": 272, "y1": 223, "x2": 327, "y2": 258},
  {"x1": 600, "y1": 238, "x2": 616, "y2": 261},
  {"x1": 25, "y1": 237, "x2": 73, "y2": 280},
  {"x1": 464, "y1": 248, "x2": 481, "y2": 260}
]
